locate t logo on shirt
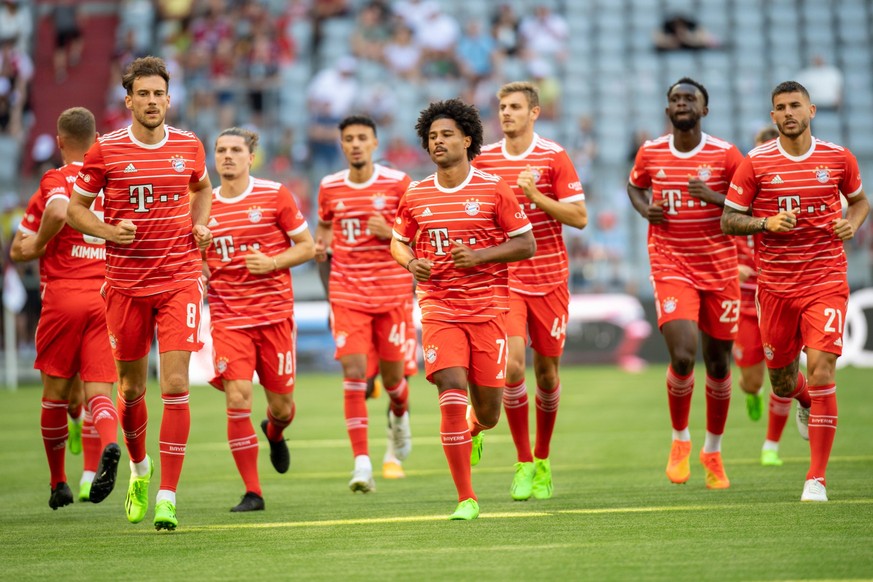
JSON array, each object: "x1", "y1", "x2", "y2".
[
  {"x1": 341, "y1": 217, "x2": 362, "y2": 243},
  {"x1": 777, "y1": 195, "x2": 801, "y2": 213},
  {"x1": 428, "y1": 227, "x2": 451, "y2": 255}
]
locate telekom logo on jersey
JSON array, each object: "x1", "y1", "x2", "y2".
[
  {"x1": 777, "y1": 195, "x2": 829, "y2": 214},
  {"x1": 427, "y1": 228, "x2": 477, "y2": 255},
  {"x1": 213, "y1": 235, "x2": 261, "y2": 263},
  {"x1": 128, "y1": 184, "x2": 180, "y2": 212}
]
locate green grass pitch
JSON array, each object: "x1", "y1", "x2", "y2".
[{"x1": 1, "y1": 365, "x2": 871, "y2": 581}]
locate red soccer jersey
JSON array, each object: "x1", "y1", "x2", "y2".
[
  {"x1": 474, "y1": 134, "x2": 584, "y2": 295},
  {"x1": 318, "y1": 164, "x2": 413, "y2": 312},
  {"x1": 726, "y1": 137, "x2": 864, "y2": 296},
  {"x1": 393, "y1": 167, "x2": 533, "y2": 323},
  {"x1": 205, "y1": 177, "x2": 309, "y2": 329},
  {"x1": 73, "y1": 125, "x2": 208, "y2": 296},
  {"x1": 37, "y1": 163, "x2": 107, "y2": 283},
  {"x1": 630, "y1": 133, "x2": 744, "y2": 290},
  {"x1": 734, "y1": 235, "x2": 758, "y2": 317}
]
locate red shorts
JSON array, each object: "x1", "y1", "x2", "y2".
[
  {"x1": 210, "y1": 319, "x2": 296, "y2": 394},
  {"x1": 732, "y1": 311, "x2": 763, "y2": 367},
  {"x1": 331, "y1": 303, "x2": 407, "y2": 363},
  {"x1": 421, "y1": 315, "x2": 508, "y2": 388},
  {"x1": 365, "y1": 300, "x2": 419, "y2": 377},
  {"x1": 104, "y1": 280, "x2": 205, "y2": 361},
  {"x1": 757, "y1": 284, "x2": 848, "y2": 369},
  {"x1": 35, "y1": 280, "x2": 116, "y2": 382},
  {"x1": 506, "y1": 285, "x2": 569, "y2": 357},
  {"x1": 652, "y1": 277, "x2": 740, "y2": 340}
]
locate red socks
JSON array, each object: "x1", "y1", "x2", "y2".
[
  {"x1": 533, "y1": 384, "x2": 561, "y2": 460},
  {"x1": 158, "y1": 392, "x2": 190, "y2": 493},
  {"x1": 344, "y1": 379, "x2": 368, "y2": 457},
  {"x1": 265, "y1": 404, "x2": 295, "y2": 442},
  {"x1": 666, "y1": 366, "x2": 694, "y2": 432},
  {"x1": 502, "y1": 380, "x2": 532, "y2": 462},
  {"x1": 87, "y1": 394, "x2": 118, "y2": 447},
  {"x1": 439, "y1": 389, "x2": 475, "y2": 502},
  {"x1": 807, "y1": 384, "x2": 837, "y2": 484},
  {"x1": 81, "y1": 411, "x2": 101, "y2": 472},
  {"x1": 118, "y1": 392, "x2": 148, "y2": 464},
  {"x1": 704, "y1": 374, "x2": 732, "y2": 436},
  {"x1": 766, "y1": 394, "x2": 792, "y2": 442},
  {"x1": 228, "y1": 408, "x2": 261, "y2": 496},
  {"x1": 41, "y1": 398, "x2": 68, "y2": 488},
  {"x1": 385, "y1": 378, "x2": 409, "y2": 417}
]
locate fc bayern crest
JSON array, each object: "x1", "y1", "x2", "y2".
[
  {"x1": 425, "y1": 344, "x2": 438, "y2": 364},
  {"x1": 216, "y1": 357, "x2": 228, "y2": 374},
  {"x1": 108, "y1": 333, "x2": 117, "y2": 350},
  {"x1": 170, "y1": 155, "x2": 187, "y2": 173},
  {"x1": 335, "y1": 332, "x2": 347, "y2": 348},
  {"x1": 662, "y1": 297, "x2": 678, "y2": 314},
  {"x1": 531, "y1": 168, "x2": 542, "y2": 182},
  {"x1": 247, "y1": 207, "x2": 263, "y2": 224},
  {"x1": 697, "y1": 165, "x2": 712, "y2": 181},
  {"x1": 763, "y1": 344, "x2": 775, "y2": 361},
  {"x1": 372, "y1": 194, "x2": 386, "y2": 210},
  {"x1": 815, "y1": 166, "x2": 830, "y2": 184},
  {"x1": 464, "y1": 200, "x2": 480, "y2": 216}
]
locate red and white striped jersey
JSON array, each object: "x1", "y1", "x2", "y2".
[
  {"x1": 734, "y1": 235, "x2": 758, "y2": 317},
  {"x1": 475, "y1": 134, "x2": 584, "y2": 295},
  {"x1": 630, "y1": 132, "x2": 744, "y2": 290},
  {"x1": 393, "y1": 166, "x2": 532, "y2": 323},
  {"x1": 73, "y1": 125, "x2": 208, "y2": 296},
  {"x1": 205, "y1": 177, "x2": 309, "y2": 329},
  {"x1": 726, "y1": 137, "x2": 864, "y2": 296},
  {"x1": 20, "y1": 163, "x2": 107, "y2": 283},
  {"x1": 318, "y1": 164, "x2": 413, "y2": 312}
]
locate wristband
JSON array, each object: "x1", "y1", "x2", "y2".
[
  {"x1": 405, "y1": 258, "x2": 417, "y2": 272},
  {"x1": 760, "y1": 217, "x2": 767, "y2": 232}
]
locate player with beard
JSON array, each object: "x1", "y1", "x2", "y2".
[
  {"x1": 627, "y1": 78, "x2": 744, "y2": 489},
  {"x1": 314, "y1": 115, "x2": 414, "y2": 491},
  {"x1": 67, "y1": 56, "x2": 213, "y2": 530},
  {"x1": 722, "y1": 81, "x2": 869, "y2": 501}
]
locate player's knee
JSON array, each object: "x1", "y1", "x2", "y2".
[
  {"x1": 670, "y1": 352, "x2": 695, "y2": 376},
  {"x1": 161, "y1": 370, "x2": 189, "y2": 394},
  {"x1": 268, "y1": 401, "x2": 293, "y2": 422},
  {"x1": 506, "y1": 357, "x2": 525, "y2": 383}
]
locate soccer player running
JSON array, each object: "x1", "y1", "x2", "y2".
[
  {"x1": 205, "y1": 127, "x2": 315, "y2": 512},
  {"x1": 10, "y1": 107, "x2": 119, "y2": 509},
  {"x1": 315, "y1": 115, "x2": 415, "y2": 491},
  {"x1": 627, "y1": 78, "x2": 744, "y2": 489},
  {"x1": 474, "y1": 81, "x2": 587, "y2": 501},
  {"x1": 733, "y1": 125, "x2": 793, "y2": 466},
  {"x1": 391, "y1": 99, "x2": 535, "y2": 520},
  {"x1": 722, "y1": 81, "x2": 869, "y2": 501},
  {"x1": 66, "y1": 56, "x2": 213, "y2": 530}
]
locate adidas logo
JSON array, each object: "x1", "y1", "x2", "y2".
[
  {"x1": 186, "y1": 333, "x2": 194, "y2": 343},
  {"x1": 834, "y1": 337, "x2": 842, "y2": 347},
  {"x1": 422, "y1": 207, "x2": 433, "y2": 217},
  {"x1": 207, "y1": 217, "x2": 219, "y2": 228},
  {"x1": 123, "y1": 163, "x2": 137, "y2": 173},
  {"x1": 336, "y1": 201, "x2": 346, "y2": 210},
  {"x1": 656, "y1": 169, "x2": 667, "y2": 178},
  {"x1": 770, "y1": 175, "x2": 784, "y2": 184},
  {"x1": 730, "y1": 324, "x2": 739, "y2": 334},
  {"x1": 496, "y1": 370, "x2": 504, "y2": 380}
]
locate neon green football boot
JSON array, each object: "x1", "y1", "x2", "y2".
[
  {"x1": 154, "y1": 500, "x2": 178, "y2": 531},
  {"x1": 470, "y1": 433, "x2": 484, "y2": 466},
  {"x1": 510, "y1": 461, "x2": 535, "y2": 501},
  {"x1": 125, "y1": 455, "x2": 153, "y2": 524},
  {"x1": 746, "y1": 392, "x2": 763, "y2": 422},
  {"x1": 449, "y1": 498, "x2": 480, "y2": 520},
  {"x1": 532, "y1": 457, "x2": 553, "y2": 499}
]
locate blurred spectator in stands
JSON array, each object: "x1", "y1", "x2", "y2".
[
  {"x1": 117, "y1": 0, "x2": 155, "y2": 54},
  {"x1": 455, "y1": 20, "x2": 498, "y2": 84},
  {"x1": 307, "y1": 55, "x2": 359, "y2": 119},
  {"x1": 51, "y1": 0, "x2": 84, "y2": 83},
  {"x1": 795, "y1": 55, "x2": 843, "y2": 112},
  {"x1": 570, "y1": 115, "x2": 598, "y2": 194},
  {"x1": 0, "y1": 35, "x2": 32, "y2": 138},
  {"x1": 382, "y1": 23, "x2": 421, "y2": 81},
  {"x1": 155, "y1": 0, "x2": 195, "y2": 45},
  {"x1": 30, "y1": 133, "x2": 59, "y2": 177},
  {"x1": 491, "y1": 3, "x2": 521, "y2": 58},
  {"x1": 528, "y1": 58, "x2": 560, "y2": 122},
  {"x1": 0, "y1": 0, "x2": 31, "y2": 53},
  {"x1": 414, "y1": 2, "x2": 460, "y2": 77},
  {"x1": 383, "y1": 134, "x2": 426, "y2": 173},
  {"x1": 393, "y1": 0, "x2": 433, "y2": 32},
  {"x1": 351, "y1": 2, "x2": 392, "y2": 62},
  {"x1": 626, "y1": 128, "x2": 651, "y2": 167},
  {"x1": 586, "y1": 209, "x2": 631, "y2": 293},
  {"x1": 211, "y1": 36, "x2": 238, "y2": 130},
  {"x1": 654, "y1": 13, "x2": 719, "y2": 52},
  {"x1": 245, "y1": 31, "x2": 281, "y2": 128},
  {"x1": 358, "y1": 82, "x2": 397, "y2": 129},
  {"x1": 306, "y1": 99, "x2": 341, "y2": 180},
  {"x1": 311, "y1": 0, "x2": 351, "y2": 62},
  {"x1": 518, "y1": 4, "x2": 568, "y2": 63}
]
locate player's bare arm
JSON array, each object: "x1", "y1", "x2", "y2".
[
  {"x1": 314, "y1": 220, "x2": 332, "y2": 262},
  {"x1": 20, "y1": 199, "x2": 68, "y2": 259},
  {"x1": 687, "y1": 177, "x2": 726, "y2": 206},
  {"x1": 451, "y1": 230, "x2": 536, "y2": 268},
  {"x1": 834, "y1": 190, "x2": 870, "y2": 241},
  {"x1": 244, "y1": 228, "x2": 315, "y2": 275},
  {"x1": 10, "y1": 231, "x2": 37, "y2": 262},
  {"x1": 390, "y1": 237, "x2": 432, "y2": 282},
  {"x1": 627, "y1": 183, "x2": 666, "y2": 224},
  {"x1": 517, "y1": 165, "x2": 587, "y2": 229},
  {"x1": 721, "y1": 205, "x2": 797, "y2": 235},
  {"x1": 189, "y1": 176, "x2": 213, "y2": 250},
  {"x1": 67, "y1": 191, "x2": 136, "y2": 244}
]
